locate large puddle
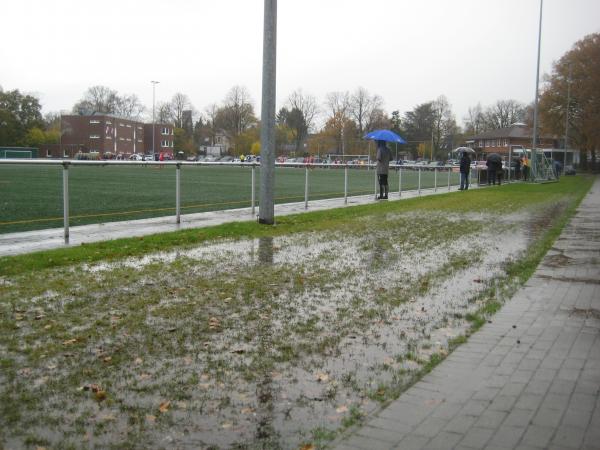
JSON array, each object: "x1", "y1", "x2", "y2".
[{"x1": 2, "y1": 207, "x2": 559, "y2": 449}]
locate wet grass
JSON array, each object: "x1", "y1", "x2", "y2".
[{"x1": 0, "y1": 175, "x2": 594, "y2": 449}]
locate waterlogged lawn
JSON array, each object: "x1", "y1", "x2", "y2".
[{"x1": 0, "y1": 176, "x2": 593, "y2": 449}]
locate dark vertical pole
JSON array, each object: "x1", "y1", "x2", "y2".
[{"x1": 259, "y1": 0, "x2": 277, "y2": 224}]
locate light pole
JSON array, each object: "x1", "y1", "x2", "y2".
[
  {"x1": 151, "y1": 80, "x2": 159, "y2": 158},
  {"x1": 531, "y1": 0, "x2": 543, "y2": 179},
  {"x1": 258, "y1": 0, "x2": 277, "y2": 224}
]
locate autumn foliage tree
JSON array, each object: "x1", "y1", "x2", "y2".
[{"x1": 540, "y1": 33, "x2": 600, "y2": 168}]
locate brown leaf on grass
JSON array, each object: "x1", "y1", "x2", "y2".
[
  {"x1": 158, "y1": 401, "x2": 170, "y2": 413},
  {"x1": 94, "y1": 390, "x2": 107, "y2": 401},
  {"x1": 18, "y1": 368, "x2": 32, "y2": 377},
  {"x1": 15, "y1": 313, "x2": 24, "y2": 321},
  {"x1": 221, "y1": 422, "x2": 233, "y2": 429},
  {"x1": 315, "y1": 372, "x2": 329, "y2": 383},
  {"x1": 44, "y1": 324, "x2": 52, "y2": 330},
  {"x1": 103, "y1": 356, "x2": 112, "y2": 363},
  {"x1": 134, "y1": 357, "x2": 143, "y2": 365},
  {"x1": 139, "y1": 373, "x2": 151, "y2": 380},
  {"x1": 241, "y1": 407, "x2": 255, "y2": 414},
  {"x1": 209, "y1": 317, "x2": 221, "y2": 330},
  {"x1": 146, "y1": 414, "x2": 156, "y2": 423},
  {"x1": 335, "y1": 405, "x2": 348, "y2": 413},
  {"x1": 62, "y1": 338, "x2": 77, "y2": 345},
  {"x1": 300, "y1": 445, "x2": 316, "y2": 450},
  {"x1": 183, "y1": 355, "x2": 193, "y2": 365}
]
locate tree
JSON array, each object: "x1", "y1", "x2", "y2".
[
  {"x1": 402, "y1": 102, "x2": 434, "y2": 158},
  {"x1": 0, "y1": 88, "x2": 44, "y2": 146},
  {"x1": 431, "y1": 95, "x2": 457, "y2": 158},
  {"x1": 115, "y1": 94, "x2": 145, "y2": 120},
  {"x1": 73, "y1": 85, "x2": 119, "y2": 115},
  {"x1": 156, "y1": 102, "x2": 173, "y2": 124},
  {"x1": 540, "y1": 33, "x2": 600, "y2": 167},
  {"x1": 277, "y1": 106, "x2": 307, "y2": 152},
  {"x1": 323, "y1": 91, "x2": 351, "y2": 154},
  {"x1": 170, "y1": 93, "x2": 192, "y2": 128},
  {"x1": 483, "y1": 99, "x2": 526, "y2": 130},
  {"x1": 464, "y1": 103, "x2": 486, "y2": 135},
  {"x1": 286, "y1": 89, "x2": 319, "y2": 133},
  {"x1": 73, "y1": 86, "x2": 145, "y2": 120},
  {"x1": 349, "y1": 87, "x2": 384, "y2": 136},
  {"x1": 215, "y1": 86, "x2": 257, "y2": 136}
]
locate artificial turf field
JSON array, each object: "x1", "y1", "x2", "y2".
[{"x1": 0, "y1": 164, "x2": 461, "y2": 233}]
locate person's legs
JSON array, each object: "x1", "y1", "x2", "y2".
[
  {"x1": 378, "y1": 174, "x2": 384, "y2": 199},
  {"x1": 460, "y1": 172, "x2": 466, "y2": 190},
  {"x1": 465, "y1": 171, "x2": 469, "y2": 189},
  {"x1": 383, "y1": 174, "x2": 388, "y2": 198}
]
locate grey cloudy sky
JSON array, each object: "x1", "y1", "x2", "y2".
[{"x1": 2, "y1": 0, "x2": 599, "y2": 126}]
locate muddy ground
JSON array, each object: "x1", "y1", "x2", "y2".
[{"x1": 0, "y1": 204, "x2": 564, "y2": 449}]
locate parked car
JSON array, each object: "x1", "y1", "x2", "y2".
[
  {"x1": 219, "y1": 156, "x2": 234, "y2": 162},
  {"x1": 129, "y1": 154, "x2": 143, "y2": 161},
  {"x1": 564, "y1": 165, "x2": 576, "y2": 175}
]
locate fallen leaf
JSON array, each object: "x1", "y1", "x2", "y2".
[
  {"x1": 316, "y1": 372, "x2": 329, "y2": 383},
  {"x1": 62, "y1": 338, "x2": 77, "y2": 345},
  {"x1": 241, "y1": 407, "x2": 255, "y2": 414},
  {"x1": 300, "y1": 445, "x2": 316, "y2": 450},
  {"x1": 223, "y1": 297, "x2": 232, "y2": 302},
  {"x1": 103, "y1": 356, "x2": 112, "y2": 363},
  {"x1": 336, "y1": 405, "x2": 348, "y2": 413},
  {"x1": 15, "y1": 313, "x2": 24, "y2": 321},
  {"x1": 44, "y1": 324, "x2": 52, "y2": 330},
  {"x1": 139, "y1": 373, "x2": 151, "y2": 380},
  {"x1": 146, "y1": 414, "x2": 156, "y2": 423},
  {"x1": 183, "y1": 355, "x2": 193, "y2": 365},
  {"x1": 18, "y1": 368, "x2": 32, "y2": 376},
  {"x1": 94, "y1": 390, "x2": 107, "y2": 401},
  {"x1": 46, "y1": 364, "x2": 57, "y2": 370},
  {"x1": 176, "y1": 401, "x2": 187, "y2": 410},
  {"x1": 158, "y1": 401, "x2": 171, "y2": 413},
  {"x1": 34, "y1": 314, "x2": 45, "y2": 320},
  {"x1": 134, "y1": 357, "x2": 143, "y2": 365},
  {"x1": 221, "y1": 422, "x2": 233, "y2": 429}
]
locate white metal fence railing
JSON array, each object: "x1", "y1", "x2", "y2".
[{"x1": 0, "y1": 159, "x2": 479, "y2": 242}]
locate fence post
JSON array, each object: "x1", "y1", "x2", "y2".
[
  {"x1": 304, "y1": 165, "x2": 309, "y2": 210},
  {"x1": 398, "y1": 167, "x2": 402, "y2": 197},
  {"x1": 434, "y1": 168, "x2": 437, "y2": 192},
  {"x1": 344, "y1": 165, "x2": 348, "y2": 204},
  {"x1": 176, "y1": 163, "x2": 181, "y2": 224},
  {"x1": 447, "y1": 166, "x2": 451, "y2": 190},
  {"x1": 62, "y1": 162, "x2": 69, "y2": 243},
  {"x1": 418, "y1": 167, "x2": 421, "y2": 195},
  {"x1": 374, "y1": 166, "x2": 378, "y2": 199},
  {"x1": 251, "y1": 164, "x2": 256, "y2": 216}
]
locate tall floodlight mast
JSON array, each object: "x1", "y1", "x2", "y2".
[{"x1": 259, "y1": 0, "x2": 277, "y2": 224}]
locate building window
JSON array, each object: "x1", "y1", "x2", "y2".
[
  {"x1": 119, "y1": 123, "x2": 125, "y2": 127},
  {"x1": 106, "y1": 121, "x2": 112, "y2": 125},
  {"x1": 126, "y1": 138, "x2": 132, "y2": 141},
  {"x1": 90, "y1": 134, "x2": 100, "y2": 139},
  {"x1": 106, "y1": 136, "x2": 112, "y2": 140},
  {"x1": 126, "y1": 124, "x2": 131, "y2": 128},
  {"x1": 119, "y1": 137, "x2": 125, "y2": 141},
  {"x1": 161, "y1": 127, "x2": 169, "y2": 135},
  {"x1": 90, "y1": 120, "x2": 100, "y2": 124},
  {"x1": 137, "y1": 126, "x2": 143, "y2": 130}
]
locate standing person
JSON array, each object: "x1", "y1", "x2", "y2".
[
  {"x1": 376, "y1": 140, "x2": 391, "y2": 199},
  {"x1": 459, "y1": 152, "x2": 471, "y2": 190},
  {"x1": 159, "y1": 151, "x2": 165, "y2": 169},
  {"x1": 553, "y1": 159, "x2": 562, "y2": 179},
  {"x1": 486, "y1": 156, "x2": 497, "y2": 185},
  {"x1": 514, "y1": 157, "x2": 522, "y2": 180},
  {"x1": 522, "y1": 155, "x2": 530, "y2": 181}
]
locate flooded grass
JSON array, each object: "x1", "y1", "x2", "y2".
[{"x1": 0, "y1": 178, "x2": 593, "y2": 449}]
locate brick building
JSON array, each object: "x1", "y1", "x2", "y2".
[{"x1": 43, "y1": 114, "x2": 174, "y2": 158}]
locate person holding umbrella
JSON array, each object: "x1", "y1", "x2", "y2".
[
  {"x1": 459, "y1": 151, "x2": 471, "y2": 190},
  {"x1": 376, "y1": 140, "x2": 391, "y2": 199}
]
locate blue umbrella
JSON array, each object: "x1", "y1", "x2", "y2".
[{"x1": 363, "y1": 129, "x2": 406, "y2": 144}]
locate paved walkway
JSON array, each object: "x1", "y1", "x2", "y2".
[
  {"x1": 334, "y1": 178, "x2": 600, "y2": 449},
  {"x1": 0, "y1": 184, "x2": 470, "y2": 257}
]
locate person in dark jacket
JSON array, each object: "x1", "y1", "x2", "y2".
[
  {"x1": 514, "y1": 157, "x2": 522, "y2": 180},
  {"x1": 459, "y1": 152, "x2": 471, "y2": 190},
  {"x1": 376, "y1": 140, "x2": 391, "y2": 199}
]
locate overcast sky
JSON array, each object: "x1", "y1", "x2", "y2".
[{"x1": 2, "y1": 0, "x2": 599, "y2": 127}]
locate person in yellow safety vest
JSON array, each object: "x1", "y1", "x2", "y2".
[
  {"x1": 522, "y1": 155, "x2": 530, "y2": 181},
  {"x1": 240, "y1": 154, "x2": 245, "y2": 162}
]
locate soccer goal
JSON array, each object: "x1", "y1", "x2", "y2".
[{"x1": 0, "y1": 149, "x2": 34, "y2": 159}]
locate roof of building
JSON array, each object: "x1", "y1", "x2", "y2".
[{"x1": 471, "y1": 123, "x2": 556, "y2": 141}]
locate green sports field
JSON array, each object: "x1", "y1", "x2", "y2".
[{"x1": 0, "y1": 163, "x2": 462, "y2": 233}]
